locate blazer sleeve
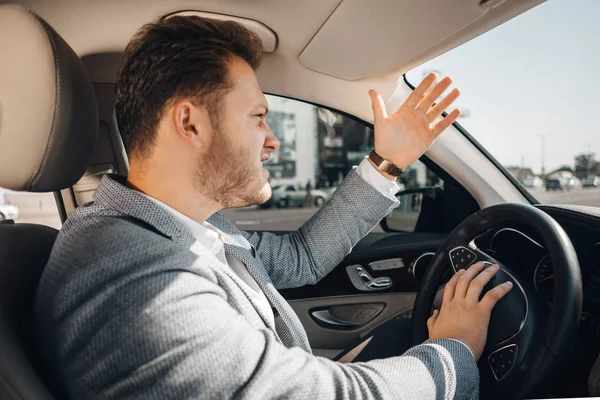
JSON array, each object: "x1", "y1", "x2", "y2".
[
  {"x1": 242, "y1": 169, "x2": 400, "y2": 289},
  {"x1": 59, "y1": 257, "x2": 479, "y2": 400}
]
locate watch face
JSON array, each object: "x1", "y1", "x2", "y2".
[
  {"x1": 379, "y1": 160, "x2": 392, "y2": 170},
  {"x1": 369, "y1": 150, "x2": 403, "y2": 176},
  {"x1": 380, "y1": 160, "x2": 402, "y2": 176}
]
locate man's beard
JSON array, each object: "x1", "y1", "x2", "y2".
[{"x1": 193, "y1": 123, "x2": 272, "y2": 209}]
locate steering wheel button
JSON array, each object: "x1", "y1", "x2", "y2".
[
  {"x1": 488, "y1": 344, "x2": 518, "y2": 381},
  {"x1": 449, "y1": 246, "x2": 477, "y2": 271}
]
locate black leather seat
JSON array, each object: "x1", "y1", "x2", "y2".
[
  {"x1": 0, "y1": 4, "x2": 98, "y2": 399},
  {"x1": 0, "y1": 222, "x2": 59, "y2": 400}
]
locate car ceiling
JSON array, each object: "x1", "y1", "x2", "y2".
[{"x1": 13, "y1": 0, "x2": 544, "y2": 119}]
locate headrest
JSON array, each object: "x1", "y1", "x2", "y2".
[{"x1": 0, "y1": 5, "x2": 98, "y2": 192}]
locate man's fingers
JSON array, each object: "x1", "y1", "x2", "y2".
[
  {"x1": 481, "y1": 281, "x2": 514, "y2": 311},
  {"x1": 431, "y1": 109, "x2": 461, "y2": 137},
  {"x1": 369, "y1": 89, "x2": 388, "y2": 123},
  {"x1": 465, "y1": 264, "x2": 500, "y2": 302},
  {"x1": 426, "y1": 88, "x2": 460, "y2": 123},
  {"x1": 427, "y1": 309, "x2": 440, "y2": 333},
  {"x1": 443, "y1": 268, "x2": 464, "y2": 304},
  {"x1": 454, "y1": 262, "x2": 486, "y2": 299},
  {"x1": 416, "y1": 76, "x2": 453, "y2": 113},
  {"x1": 404, "y1": 73, "x2": 437, "y2": 109}
]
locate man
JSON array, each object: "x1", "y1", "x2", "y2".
[
  {"x1": 35, "y1": 16, "x2": 512, "y2": 399},
  {"x1": 304, "y1": 179, "x2": 313, "y2": 207}
]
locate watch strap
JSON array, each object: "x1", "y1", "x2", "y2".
[{"x1": 368, "y1": 149, "x2": 405, "y2": 177}]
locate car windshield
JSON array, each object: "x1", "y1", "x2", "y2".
[{"x1": 406, "y1": 0, "x2": 599, "y2": 207}]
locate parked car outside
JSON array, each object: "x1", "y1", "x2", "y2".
[
  {"x1": 522, "y1": 176, "x2": 544, "y2": 189},
  {"x1": 567, "y1": 177, "x2": 583, "y2": 190},
  {"x1": 0, "y1": 204, "x2": 19, "y2": 220},
  {"x1": 583, "y1": 176, "x2": 600, "y2": 188},
  {"x1": 263, "y1": 184, "x2": 330, "y2": 208},
  {"x1": 546, "y1": 177, "x2": 570, "y2": 191}
]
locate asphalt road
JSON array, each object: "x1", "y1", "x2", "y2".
[
  {"x1": 531, "y1": 187, "x2": 600, "y2": 207},
  {"x1": 9, "y1": 187, "x2": 600, "y2": 232}
]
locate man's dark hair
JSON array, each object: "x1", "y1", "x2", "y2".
[{"x1": 115, "y1": 16, "x2": 263, "y2": 159}]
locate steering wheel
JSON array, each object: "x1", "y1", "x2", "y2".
[{"x1": 411, "y1": 203, "x2": 582, "y2": 399}]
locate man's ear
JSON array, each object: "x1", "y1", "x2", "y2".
[{"x1": 171, "y1": 100, "x2": 211, "y2": 150}]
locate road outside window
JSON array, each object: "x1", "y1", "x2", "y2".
[
  {"x1": 0, "y1": 188, "x2": 61, "y2": 229},
  {"x1": 406, "y1": 0, "x2": 600, "y2": 208},
  {"x1": 221, "y1": 95, "x2": 443, "y2": 232}
]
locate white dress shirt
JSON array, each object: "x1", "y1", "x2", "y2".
[{"x1": 139, "y1": 158, "x2": 401, "y2": 329}]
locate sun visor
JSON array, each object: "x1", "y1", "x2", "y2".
[
  {"x1": 165, "y1": 11, "x2": 278, "y2": 53},
  {"x1": 299, "y1": 0, "x2": 489, "y2": 80}
]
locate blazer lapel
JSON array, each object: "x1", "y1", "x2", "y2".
[
  {"x1": 209, "y1": 215, "x2": 311, "y2": 352},
  {"x1": 187, "y1": 242, "x2": 279, "y2": 334}
]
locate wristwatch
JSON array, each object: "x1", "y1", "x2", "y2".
[{"x1": 368, "y1": 149, "x2": 405, "y2": 177}]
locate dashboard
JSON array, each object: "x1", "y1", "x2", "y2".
[{"x1": 486, "y1": 228, "x2": 600, "y2": 307}]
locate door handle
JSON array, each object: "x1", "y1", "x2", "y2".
[
  {"x1": 310, "y1": 309, "x2": 363, "y2": 329},
  {"x1": 310, "y1": 303, "x2": 385, "y2": 330}
]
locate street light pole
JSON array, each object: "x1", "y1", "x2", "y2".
[{"x1": 539, "y1": 133, "x2": 552, "y2": 176}]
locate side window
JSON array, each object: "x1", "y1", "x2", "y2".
[
  {"x1": 383, "y1": 160, "x2": 445, "y2": 232},
  {"x1": 220, "y1": 95, "x2": 446, "y2": 233},
  {"x1": 0, "y1": 188, "x2": 62, "y2": 229}
]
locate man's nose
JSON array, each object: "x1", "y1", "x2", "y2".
[{"x1": 264, "y1": 125, "x2": 280, "y2": 152}]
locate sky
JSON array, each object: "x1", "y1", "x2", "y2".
[{"x1": 406, "y1": 0, "x2": 600, "y2": 175}]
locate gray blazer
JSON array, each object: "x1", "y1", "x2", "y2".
[{"x1": 35, "y1": 170, "x2": 479, "y2": 399}]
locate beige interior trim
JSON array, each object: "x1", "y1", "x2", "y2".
[
  {"x1": 300, "y1": 0, "x2": 488, "y2": 80},
  {"x1": 289, "y1": 293, "x2": 415, "y2": 351},
  {"x1": 337, "y1": 337, "x2": 373, "y2": 363},
  {"x1": 0, "y1": 6, "x2": 60, "y2": 190},
  {"x1": 165, "y1": 11, "x2": 278, "y2": 52},
  {"x1": 60, "y1": 188, "x2": 78, "y2": 215},
  {"x1": 14, "y1": 0, "x2": 546, "y2": 211},
  {"x1": 394, "y1": 0, "x2": 546, "y2": 75}
]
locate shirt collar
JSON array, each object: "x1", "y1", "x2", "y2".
[{"x1": 137, "y1": 192, "x2": 224, "y2": 256}]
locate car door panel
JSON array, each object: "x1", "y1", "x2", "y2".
[
  {"x1": 292, "y1": 188, "x2": 304, "y2": 205},
  {"x1": 280, "y1": 232, "x2": 446, "y2": 300},
  {"x1": 289, "y1": 293, "x2": 415, "y2": 357},
  {"x1": 279, "y1": 231, "x2": 447, "y2": 357}
]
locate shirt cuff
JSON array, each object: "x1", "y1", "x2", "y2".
[{"x1": 355, "y1": 157, "x2": 402, "y2": 201}]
